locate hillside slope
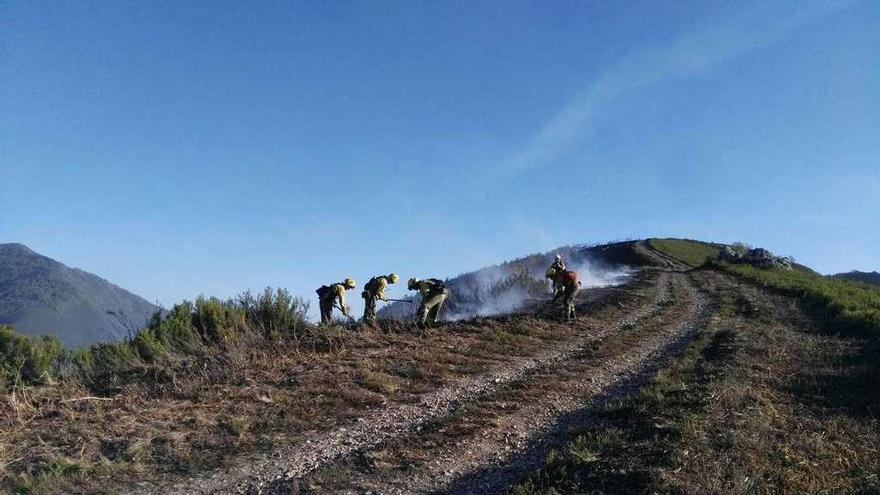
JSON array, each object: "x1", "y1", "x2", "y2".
[
  {"x1": 647, "y1": 237, "x2": 723, "y2": 267},
  {"x1": 832, "y1": 270, "x2": 880, "y2": 286},
  {"x1": 3, "y1": 238, "x2": 878, "y2": 494},
  {"x1": 0, "y1": 243, "x2": 160, "y2": 346},
  {"x1": 378, "y1": 241, "x2": 655, "y2": 322}
]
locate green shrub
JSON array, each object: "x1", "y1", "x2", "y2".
[
  {"x1": 711, "y1": 261, "x2": 880, "y2": 334},
  {"x1": 87, "y1": 342, "x2": 142, "y2": 380},
  {"x1": 239, "y1": 287, "x2": 310, "y2": 339},
  {"x1": 70, "y1": 347, "x2": 94, "y2": 378},
  {"x1": 153, "y1": 302, "x2": 203, "y2": 353},
  {"x1": 2, "y1": 286, "x2": 314, "y2": 393},
  {"x1": 192, "y1": 296, "x2": 245, "y2": 343},
  {"x1": 133, "y1": 327, "x2": 167, "y2": 362},
  {"x1": 0, "y1": 325, "x2": 64, "y2": 388}
]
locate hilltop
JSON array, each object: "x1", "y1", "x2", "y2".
[
  {"x1": 0, "y1": 243, "x2": 160, "y2": 346},
  {"x1": 1, "y1": 238, "x2": 878, "y2": 494}
]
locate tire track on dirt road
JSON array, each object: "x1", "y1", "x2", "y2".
[
  {"x1": 136, "y1": 274, "x2": 674, "y2": 495},
  {"x1": 437, "y1": 272, "x2": 711, "y2": 495},
  {"x1": 290, "y1": 272, "x2": 711, "y2": 494}
]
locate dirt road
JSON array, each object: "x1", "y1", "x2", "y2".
[
  {"x1": 134, "y1": 267, "x2": 714, "y2": 495},
  {"x1": 290, "y1": 272, "x2": 710, "y2": 494}
]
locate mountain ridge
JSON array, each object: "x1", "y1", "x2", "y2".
[
  {"x1": 831, "y1": 270, "x2": 880, "y2": 286},
  {"x1": 0, "y1": 243, "x2": 160, "y2": 347}
]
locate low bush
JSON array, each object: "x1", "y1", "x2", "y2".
[
  {"x1": 0, "y1": 325, "x2": 64, "y2": 388},
  {"x1": 149, "y1": 302, "x2": 204, "y2": 354},
  {"x1": 1, "y1": 287, "x2": 312, "y2": 393},
  {"x1": 238, "y1": 287, "x2": 310, "y2": 339}
]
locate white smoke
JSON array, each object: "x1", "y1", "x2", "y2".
[
  {"x1": 575, "y1": 260, "x2": 632, "y2": 289},
  {"x1": 440, "y1": 250, "x2": 633, "y2": 321},
  {"x1": 376, "y1": 247, "x2": 635, "y2": 323}
]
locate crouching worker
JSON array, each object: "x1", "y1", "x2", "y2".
[
  {"x1": 546, "y1": 269, "x2": 581, "y2": 321},
  {"x1": 362, "y1": 273, "x2": 399, "y2": 325},
  {"x1": 316, "y1": 278, "x2": 357, "y2": 324},
  {"x1": 407, "y1": 277, "x2": 448, "y2": 328}
]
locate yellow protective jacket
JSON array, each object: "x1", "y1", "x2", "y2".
[
  {"x1": 369, "y1": 277, "x2": 389, "y2": 301},
  {"x1": 329, "y1": 283, "x2": 347, "y2": 309}
]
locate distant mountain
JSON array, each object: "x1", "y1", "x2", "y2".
[
  {"x1": 831, "y1": 271, "x2": 880, "y2": 287},
  {"x1": 0, "y1": 243, "x2": 160, "y2": 347}
]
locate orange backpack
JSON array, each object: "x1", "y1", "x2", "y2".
[{"x1": 556, "y1": 270, "x2": 579, "y2": 286}]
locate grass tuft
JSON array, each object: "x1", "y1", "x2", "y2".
[
  {"x1": 712, "y1": 260, "x2": 880, "y2": 335},
  {"x1": 648, "y1": 238, "x2": 722, "y2": 267}
]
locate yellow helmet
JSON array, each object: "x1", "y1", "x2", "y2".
[
  {"x1": 343, "y1": 278, "x2": 357, "y2": 289},
  {"x1": 388, "y1": 273, "x2": 399, "y2": 283},
  {"x1": 408, "y1": 277, "x2": 419, "y2": 290}
]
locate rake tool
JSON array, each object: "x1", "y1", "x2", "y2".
[{"x1": 334, "y1": 304, "x2": 357, "y2": 323}]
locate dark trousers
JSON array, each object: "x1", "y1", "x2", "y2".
[
  {"x1": 363, "y1": 294, "x2": 378, "y2": 324},
  {"x1": 418, "y1": 290, "x2": 447, "y2": 327},
  {"x1": 319, "y1": 299, "x2": 334, "y2": 324},
  {"x1": 552, "y1": 284, "x2": 579, "y2": 320}
]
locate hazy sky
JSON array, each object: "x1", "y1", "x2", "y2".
[{"x1": 2, "y1": 0, "x2": 878, "y2": 311}]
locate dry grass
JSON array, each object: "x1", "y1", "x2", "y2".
[
  {"x1": 0, "y1": 274, "x2": 654, "y2": 494},
  {"x1": 297, "y1": 275, "x2": 690, "y2": 493},
  {"x1": 511, "y1": 270, "x2": 880, "y2": 494},
  {"x1": 666, "y1": 273, "x2": 880, "y2": 493},
  {"x1": 648, "y1": 238, "x2": 722, "y2": 268}
]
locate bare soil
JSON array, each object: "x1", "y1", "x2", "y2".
[{"x1": 265, "y1": 272, "x2": 710, "y2": 494}]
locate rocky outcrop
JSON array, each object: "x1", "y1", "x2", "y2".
[{"x1": 719, "y1": 244, "x2": 792, "y2": 270}]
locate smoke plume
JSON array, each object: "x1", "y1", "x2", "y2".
[{"x1": 378, "y1": 246, "x2": 632, "y2": 322}]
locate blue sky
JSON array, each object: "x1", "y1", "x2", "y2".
[{"x1": 2, "y1": 0, "x2": 878, "y2": 312}]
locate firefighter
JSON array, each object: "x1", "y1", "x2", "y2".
[
  {"x1": 316, "y1": 278, "x2": 356, "y2": 324},
  {"x1": 546, "y1": 270, "x2": 581, "y2": 321},
  {"x1": 546, "y1": 255, "x2": 567, "y2": 292},
  {"x1": 362, "y1": 273, "x2": 399, "y2": 324},
  {"x1": 550, "y1": 254, "x2": 566, "y2": 272},
  {"x1": 407, "y1": 277, "x2": 448, "y2": 328}
]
